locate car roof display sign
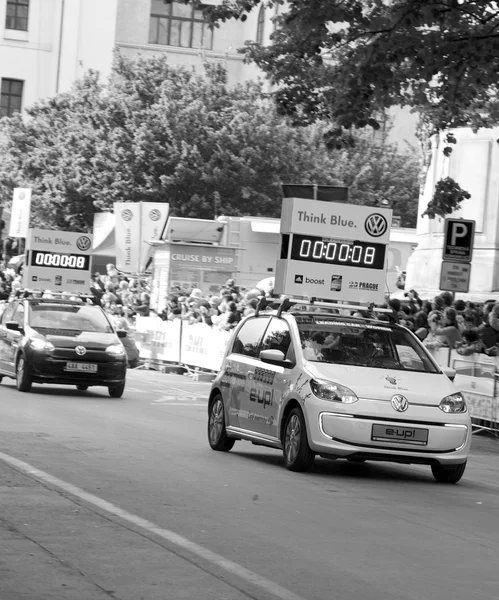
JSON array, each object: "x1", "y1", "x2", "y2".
[
  {"x1": 23, "y1": 228, "x2": 93, "y2": 294},
  {"x1": 274, "y1": 197, "x2": 392, "y2": 304}
]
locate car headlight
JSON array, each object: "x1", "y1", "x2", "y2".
[
  {"x1": 439, "y1": 392, "x2": 467, "y2": 413},
  {"x1": 310, "y1": 378, "x2": 358, "y2": 403},
  {"x1": 30, "y1": 338, "x2": 55, "y2": 351},
  {"x1": 106, "y1": 343, "x2": 126, "y2": 356}
]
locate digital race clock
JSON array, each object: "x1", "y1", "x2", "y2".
[
  {"x1": 29, "y1": 250, "x2": 91, "y2": 270},
  {"x1": 282, "y1": 234, "x2": 386, "y2": 270}
]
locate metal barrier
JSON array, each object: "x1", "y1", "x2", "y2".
[{"x1": 132, "y1": 316, "x2": 499, "y2": 431}]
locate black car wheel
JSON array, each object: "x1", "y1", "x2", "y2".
[
  {"x1": 108, "y1": 381, "x2": 125, "y2": 398},
  {"x1": 76, "y1": 385, "x2": 88, "y2": 391},
  {"x1": 208, "y1": 394, "x2": 235, "y2": 451},
  {"x1": 16, "y1": 355, "x2": 32, "y2": 393},
  {"x1": 282, "y1": 408, "x2": 315, "y2": 472},
  {"x1": 431, "y1": 461, "x2": 467, "y2": 484}
]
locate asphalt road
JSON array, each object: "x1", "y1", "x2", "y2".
[{"x1": 0, "y1": 369, "x2": 498, "y2": 600}]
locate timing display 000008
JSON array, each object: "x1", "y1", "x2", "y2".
[
  {"x1": 29, "y1": 250, "x2": 91, "y2": 270},
  {"x1": 286, "y1": 234, "x2": 386, "y2": 270}
]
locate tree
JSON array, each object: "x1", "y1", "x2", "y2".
[
  {"x1": 193, "y1": 0, "x2": 499, "y2": 218},
  {"x1": 0, "y1": 53, "x2": 420, "y2": 230}
]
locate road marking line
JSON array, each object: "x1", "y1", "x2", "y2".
[{"x1": 0, "y1": 452, "x2": 306, "y2": 600}]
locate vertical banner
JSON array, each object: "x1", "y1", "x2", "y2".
[
  {"x1": 114, "y1": 202, "x2": 141, "y2": 274},
  {"x1": 139, "y1": 202, "x2": 169, "y2": 272},
  {"x1": 92, "y1": 212, "x2": 115, "y2": 251},
  {"x1": 9, "y1": 188, "x2": 32, "y2": 238}
]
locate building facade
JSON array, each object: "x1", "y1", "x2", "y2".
[{"x1": 0, "y1": 0, "x2": 280, "y2": 119}]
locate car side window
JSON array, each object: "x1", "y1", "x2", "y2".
[
  {"x1": 12, "y1": 303, "x2": 25, "y2": 326},
  {"x1": 2, "y1": 302, "x2": 17, "y2": 324},
  {"x1": 231, "y1": 317, "x2": 270, "y2": 357},
  {"x1": 260, "y1": 317, "x2": 292, "y2": 358}
]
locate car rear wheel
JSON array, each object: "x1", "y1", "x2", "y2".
[
  {"x1": 16, "y1": 355, "x2": 32, "y2": 393},
  {"x1": 76, "y1": 385, "x2": 88, "y2": 391},
  {"x1": 108, "y1": 382, "x2": 125, "y2": 398},
  {"x1": 431, "y1": 461, "x2": 467, "y2": 484},
  {"x1": 282, "y1": 408, "x2": 315, "y2": 472},
  {"x1": 208, "y1": 394, "x2": 235, "y2": 451}
]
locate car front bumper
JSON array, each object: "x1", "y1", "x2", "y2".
[{"x1": 305, "y1": 398, "x2": 471, "y2": 466}]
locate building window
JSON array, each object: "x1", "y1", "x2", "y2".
[
  {"x1": 149, "y1": 1, "x2": 213, "y2": 50},
  {"x1": 256, "y1": 5, "x2": 265, "y2": 45},
  {"x1": 1, "y1": 79, "x2": 24, "y2": 118},
  {"x1": 5, "y1": 0, "x2": 29, "y2": 31}
]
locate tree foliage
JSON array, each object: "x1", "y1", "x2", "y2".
[
  {"x1": 192, "y1": 0, "x2": 499, "y2": 218},
  {"x1": 0, "y1": 53, "x2": 420, "y2": 230}
]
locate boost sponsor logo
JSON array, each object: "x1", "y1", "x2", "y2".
[{"x1": 305, "y1": 277, "x2": 324, "y2": 285}]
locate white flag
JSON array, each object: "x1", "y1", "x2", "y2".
[
  {"x1": 139, "y1": 202, "x2": 169, "y2": 272},
  {"x1": 114, "y1": 202, "x2": 141, "y2": 273},
  {"x1": 9, "y1": 188, "x2": 31, "y2": 238}
]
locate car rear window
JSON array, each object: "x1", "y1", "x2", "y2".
[
  {"x1": 296, "y1": 316, "x2": 439, "y2": 373},
  {"x1": 28, "y1": 304, "x2": 114, "y2": 333}
]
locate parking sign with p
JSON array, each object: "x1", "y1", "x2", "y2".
[{"x1": 443, "y1": 219, "x2": 475, "y2": 262}]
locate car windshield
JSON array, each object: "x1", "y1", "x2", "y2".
[
  {"x1": 28, "y1": 304, "x2": 114, "y2": 333},
  {"x1": 296, "y1": 316, "x2": 439, "y2": 373}
]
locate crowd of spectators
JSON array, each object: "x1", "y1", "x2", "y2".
[
  {"x1": 385, "y1": 289, "x2": 499, "y2": 357},
  {"x1": 3, "y1": 256, "x2": 499, "y2": 361}
]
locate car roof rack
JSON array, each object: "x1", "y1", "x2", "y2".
[
  {"x1": 15, "y1": 289, "x2": 97, "y2": 303},
  {"x1": 255, "y1": 295, "x2": 394, "y2": 319}
]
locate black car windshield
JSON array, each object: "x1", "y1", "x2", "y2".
[
  {"x1": 296, "y1": 317, "x2": 439, "y2": 373},
  {"x1": 28, "y1": 304, "x2": 114, "y2": 333}
]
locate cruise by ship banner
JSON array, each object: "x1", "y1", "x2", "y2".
[
  {"x1": 114, "y1": 202, "x2": 169, "y2": 274},
  {"x1": 9, "y1": 188, "x2": 32, "y2": 238}
]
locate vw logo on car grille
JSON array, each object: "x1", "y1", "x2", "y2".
[
  {"x1": 75, "y1": 346, "x2": 87, "y2": 356},
  {"x1": 391, "y1": 394, "x2": 409, "y2": 412},
  {"x1": 365, "y1": 213, "x2": 388, "y2": 237}
]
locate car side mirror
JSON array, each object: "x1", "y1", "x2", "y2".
[
  {"x1": 442, "y1": 367, "x2": 456, "y2": 381},
  {"x1": 259, "y1": 349, "x2": 293, "y2": 368},
  {"x1": 6, "y1": 321, "x2": 22, "y2": 332},
  {"x1": 117, "y1": 329, "x2": 127, "y2": 339}
]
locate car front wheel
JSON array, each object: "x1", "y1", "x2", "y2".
[
  {"x1": 208, "y1": 394, "x2": 235, "y2": 451},
  {"x1": 108, "y1": 382, "x2": 125, "y2": 398},
  {"x1": 431, "y1": 461, "x2": 467, "y2": 484},
  {"x1": 16, "y1": 355, "x2": 32, "y2": 392},
  {"x1": 282, "y1": 407, "x2": 315, "y2": 472}
]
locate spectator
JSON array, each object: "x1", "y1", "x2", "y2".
[{"x1": 433, "y1": 307, "x2": 461, "y2": 349}]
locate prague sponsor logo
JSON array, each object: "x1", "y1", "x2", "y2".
[
  {"x1": 76, "y1": 235, "x2": 91, "y2": 252},
  {"x1": 391, "y1": 394, "x2": 409, "y2": 412},
  {"x1": 75, "y1": 346, "x2": 87, "y2": 356},
  {"x1": 330, "y1": 275, "x2": 342, "y2": 291},
  {"x1": 121, "y1": 209, "x2": 134, "y2": 222},
  {"x1": 365, "y1": 213, "x2": 388, "y2": 237},
  {"x1": 349, "y1": 281, "x2": 379, "y2": 291},
  {"x1": 149, "y1": 209, "x2": 161, "y2": 221}
]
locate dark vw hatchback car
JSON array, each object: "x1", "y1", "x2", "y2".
[{"x1": 0, "y1": 296, "x2": 127, "y2": 397}]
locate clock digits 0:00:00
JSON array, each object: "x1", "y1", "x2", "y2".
[
  {"x1": 286, "y1": 234, "x2": 386, "y2": 270},
  {"x1": 29, "y1": 250, "x2": 91, "y2": 270}
]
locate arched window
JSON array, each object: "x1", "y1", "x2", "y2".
[{"x1": 256, "y1": 4, "x2": 265, "y2": 45}]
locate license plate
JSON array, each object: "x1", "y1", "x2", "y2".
[
  {"x1": 371, "y1": 424, "x2": 428, "y2": 445},
  {"x1": 65, "y1": 362, "x2": 98, "y2": 373}
]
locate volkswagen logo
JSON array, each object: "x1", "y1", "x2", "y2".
[
  {"x1": 149, "y1": 209, "x2": 161, "y2": 221},
  {"x1": 75, "y1": 346, "x2": 87, "y2": 356},
  {"x1": 365, "y1": 213, "x2": 388, "y2": 237},
  {"x1": 76, "y1": 235, "x2": 91, "y2": 251},
  {"x1": 121, "y1": 209, "x2": 133, "y2": 222},
  {"x1": 391, "y1": 394, "x2": 409, "y2": 412}
]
